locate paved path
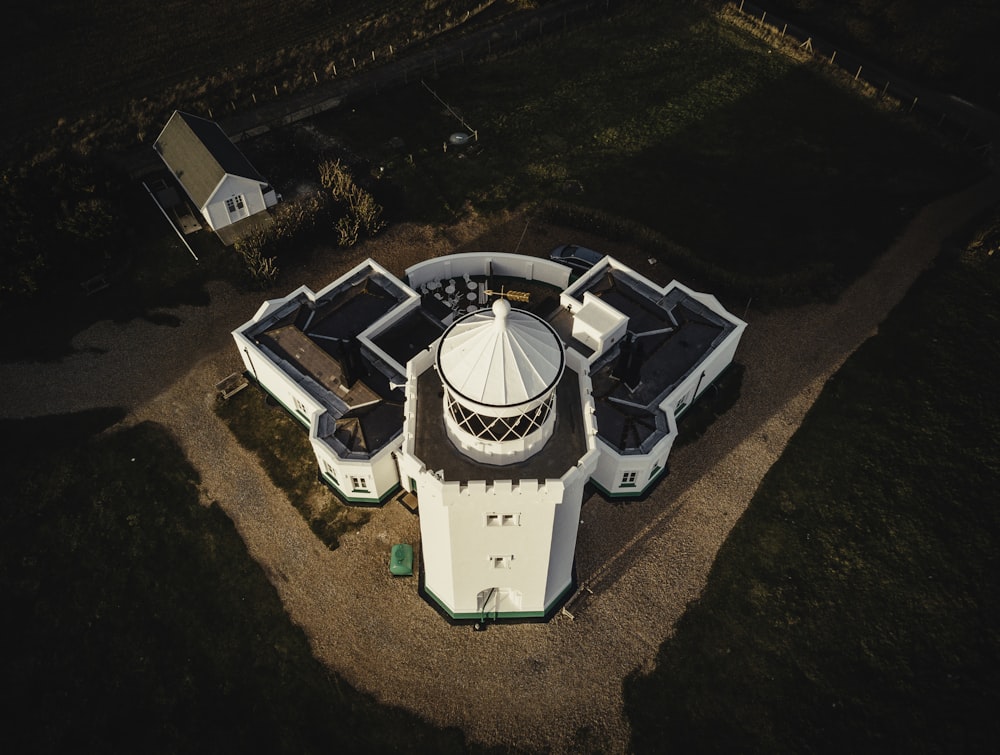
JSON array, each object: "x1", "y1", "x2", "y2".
[{"x1": 2, "y1": 175, "x2": 993, "y2": 752}]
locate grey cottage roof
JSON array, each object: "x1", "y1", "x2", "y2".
[{"x1": 154, "y1": 110, "x2": 265, "y2": 207}]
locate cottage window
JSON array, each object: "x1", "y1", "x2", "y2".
[
  {"x1": 621, "y1": 471, "x2": 637, "y2": 487},
  {"x1": 351, "y1": 476, "x2": 369, "y2": 492}
]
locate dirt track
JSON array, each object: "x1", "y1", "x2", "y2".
[{"x1": 2, "y1": 176, "x2": 998, "y2": 752}]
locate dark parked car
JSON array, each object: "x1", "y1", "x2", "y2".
[{"x1": 548, "y1": 244, "x2": 605, "y2": 273}]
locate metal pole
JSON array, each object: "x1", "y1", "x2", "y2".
[{"x1": 143, "y1": 181, "x2": 199, "y2": 261}]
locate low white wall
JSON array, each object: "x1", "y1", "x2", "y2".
[{"x1": 406, "y1": 252, "x2": 571, "y2": 290}]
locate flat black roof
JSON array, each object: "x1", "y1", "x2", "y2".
[
  {"x1": 246, "y1": 271, "x2": 407, "y2": 457},
  {"x1": 574, "y1": 269, "x2": 736, "y2": 454},
  {"x1": 412, "y1": 366, "x2": 588, "y2": 484},
  {"x1": 247, "y1": 263, "x2": 735, "y2": 459}
]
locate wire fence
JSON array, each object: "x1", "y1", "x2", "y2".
[
  {"x1": 221, "y1": 0, "x2": 616, "y2": 142},
  {"x1": 130, "y1": 0, "x2": 998, "y2": 178},
  {"x1": 731, "y1": 1, "x2": 999, "y2": 161},
  {"x1": 127, "y1": 0, "x2": 616, "y2": 177}
]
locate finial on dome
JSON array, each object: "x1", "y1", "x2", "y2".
[{"x1": 492, "y1": 297, "x2": 511, "y2": 329}]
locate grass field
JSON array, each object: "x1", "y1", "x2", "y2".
[
  {"x1": 2, "y1": 2, "x2": 982, "y2": 362},
  {"x1": 3, "y1": 0, "x2": 502, "y2": 144},
  {"x1": 623, "y1": 210, "x2": 1000, "y2": 752},
  {"x1": 0, "y1": 412, "x2": 472, "y2": 753},
  {"x1": 215, "y1": 385, "x2": 372, "y2": 549},
  {"x1": 323, "y1": 2, "x2": 980, "y2": 303},
  {"x1": 755, "y1": 0, "x2": 1000, "y2": 106}
]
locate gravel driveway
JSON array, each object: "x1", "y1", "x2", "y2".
[{"x1": 2, "y1": 175, "x2": 998, "y2": 753}]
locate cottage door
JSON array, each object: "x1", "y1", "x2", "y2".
[{"x1": 225, "y1": 194, "x2": 250, "y2": 221}]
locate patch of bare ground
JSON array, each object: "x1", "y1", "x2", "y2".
[{"x1": 4, "y1": 174, "x2": 998, "y2": 753}]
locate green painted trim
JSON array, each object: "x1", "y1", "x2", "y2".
[
  {"x1": 591, "y1": 464, "x2": 666, "y2": 499},
  {"x1": 423, "y1": 581, "x2": 574, "y2": 620},
  {"x1": 322, "y1": 475, "x2": 400, "y2": 505},
  {"x1": 253, "y1": 380, "x2": 398, "y2": 506}
]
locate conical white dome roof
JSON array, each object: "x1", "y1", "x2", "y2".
[{"x1": 437, "y1": 299, "x2": 564, "y2": 408}]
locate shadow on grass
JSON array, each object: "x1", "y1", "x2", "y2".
[
  {"x1": 214, "y1": 383, "x2": 371, "y2": 550},
  {"x1": 622, "y1": 214, "x2": 1000, "y2": 752},
  {"x1": 675, "y1": 363, "x2": 745, "y2": 450},
  {"x1": 0, "y1": 414, "x2": 473, "y2": 754}
]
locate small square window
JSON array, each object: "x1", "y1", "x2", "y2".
[
  {"x1": 324, "y1": 461, "x2": 338, "y2": 484},
  {"x1": 486, "y1": 513, "x2": 500, "y2": 526},
  {"x1": 351, "y1": 476, "x2": 369, "y2": 491},
  {"x1": 502, "y1": 514, "x2": 518, "y2": 526},
  {"x1": 621, "y1": 471, "x2": 637, "y2": 487},
  {"x1": 491, "y1": 555, "x2": 511, "y2": 569}
]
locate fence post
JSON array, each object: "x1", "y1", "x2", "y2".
[
  {"x1": 333, "y1": 63, "x2": 337, "y2": 76},
  {"x1": 830, "y1": 50, "x2": 836, "y2": 64},
  {"x1": 312, "y1": 71, "x2": 318, "y2": 83},
  {"x1": 881, "y1": 81, "x2": 890, "y2": 97},
  {"x1": 854, "y1": 65, "x2": 862, "y2": 81},
  {"x1": 739, "y1": 0, "x2": 744, "y2": 11},
  {"x1": 910, "y1": 96, "x2": 918, "y2": 112},
  {"x1": 781, "y1": 23, "x2": 787, "y2": 37}
]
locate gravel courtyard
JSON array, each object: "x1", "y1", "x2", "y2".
[{"x1": 2, "y1": 175, "x2": 997, "y2": 752}]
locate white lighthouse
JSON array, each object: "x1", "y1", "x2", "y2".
[
  {"x1": 397, "y1": 297, "x2": 600, "y2": 620},
  {"x1": 234, "y1": 251, "x2": 747, "y2": 622}
]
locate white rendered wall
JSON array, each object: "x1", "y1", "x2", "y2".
[
  {"x1": 234, "y1": 308, "x2": 404, "y2": 503},
  {"x1": 570, "y1": 292, "x2": 629, "y2": 356},
  {"x1": 400, "y1": 347, "x2": 599, "y2": 617},
  {"x1": 233, "y1": 329, "x2": 323, "y2": 425},
  {"x1": 406, "y1": 252, "x2": 572, "y2": 291},
  {"x1": 592, "y1": 435, "x2": 673, "y2": 498},
  {"x1": 311, "y1": 436, "x2": 401, "y2": 503},
  {"x1": 204, "y1": 174, "x2": 267, "y2": 230},
  {"x1": 410, "y1": 471, "x2": 585, "y2": 616}
]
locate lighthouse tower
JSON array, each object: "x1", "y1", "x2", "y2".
[{"x1": 398, "y1": 298, "x2": 599, "y2": 620}]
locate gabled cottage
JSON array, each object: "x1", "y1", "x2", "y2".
[{"x1": 154, "y1": 110, "x2": 279, "y2": 232}]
